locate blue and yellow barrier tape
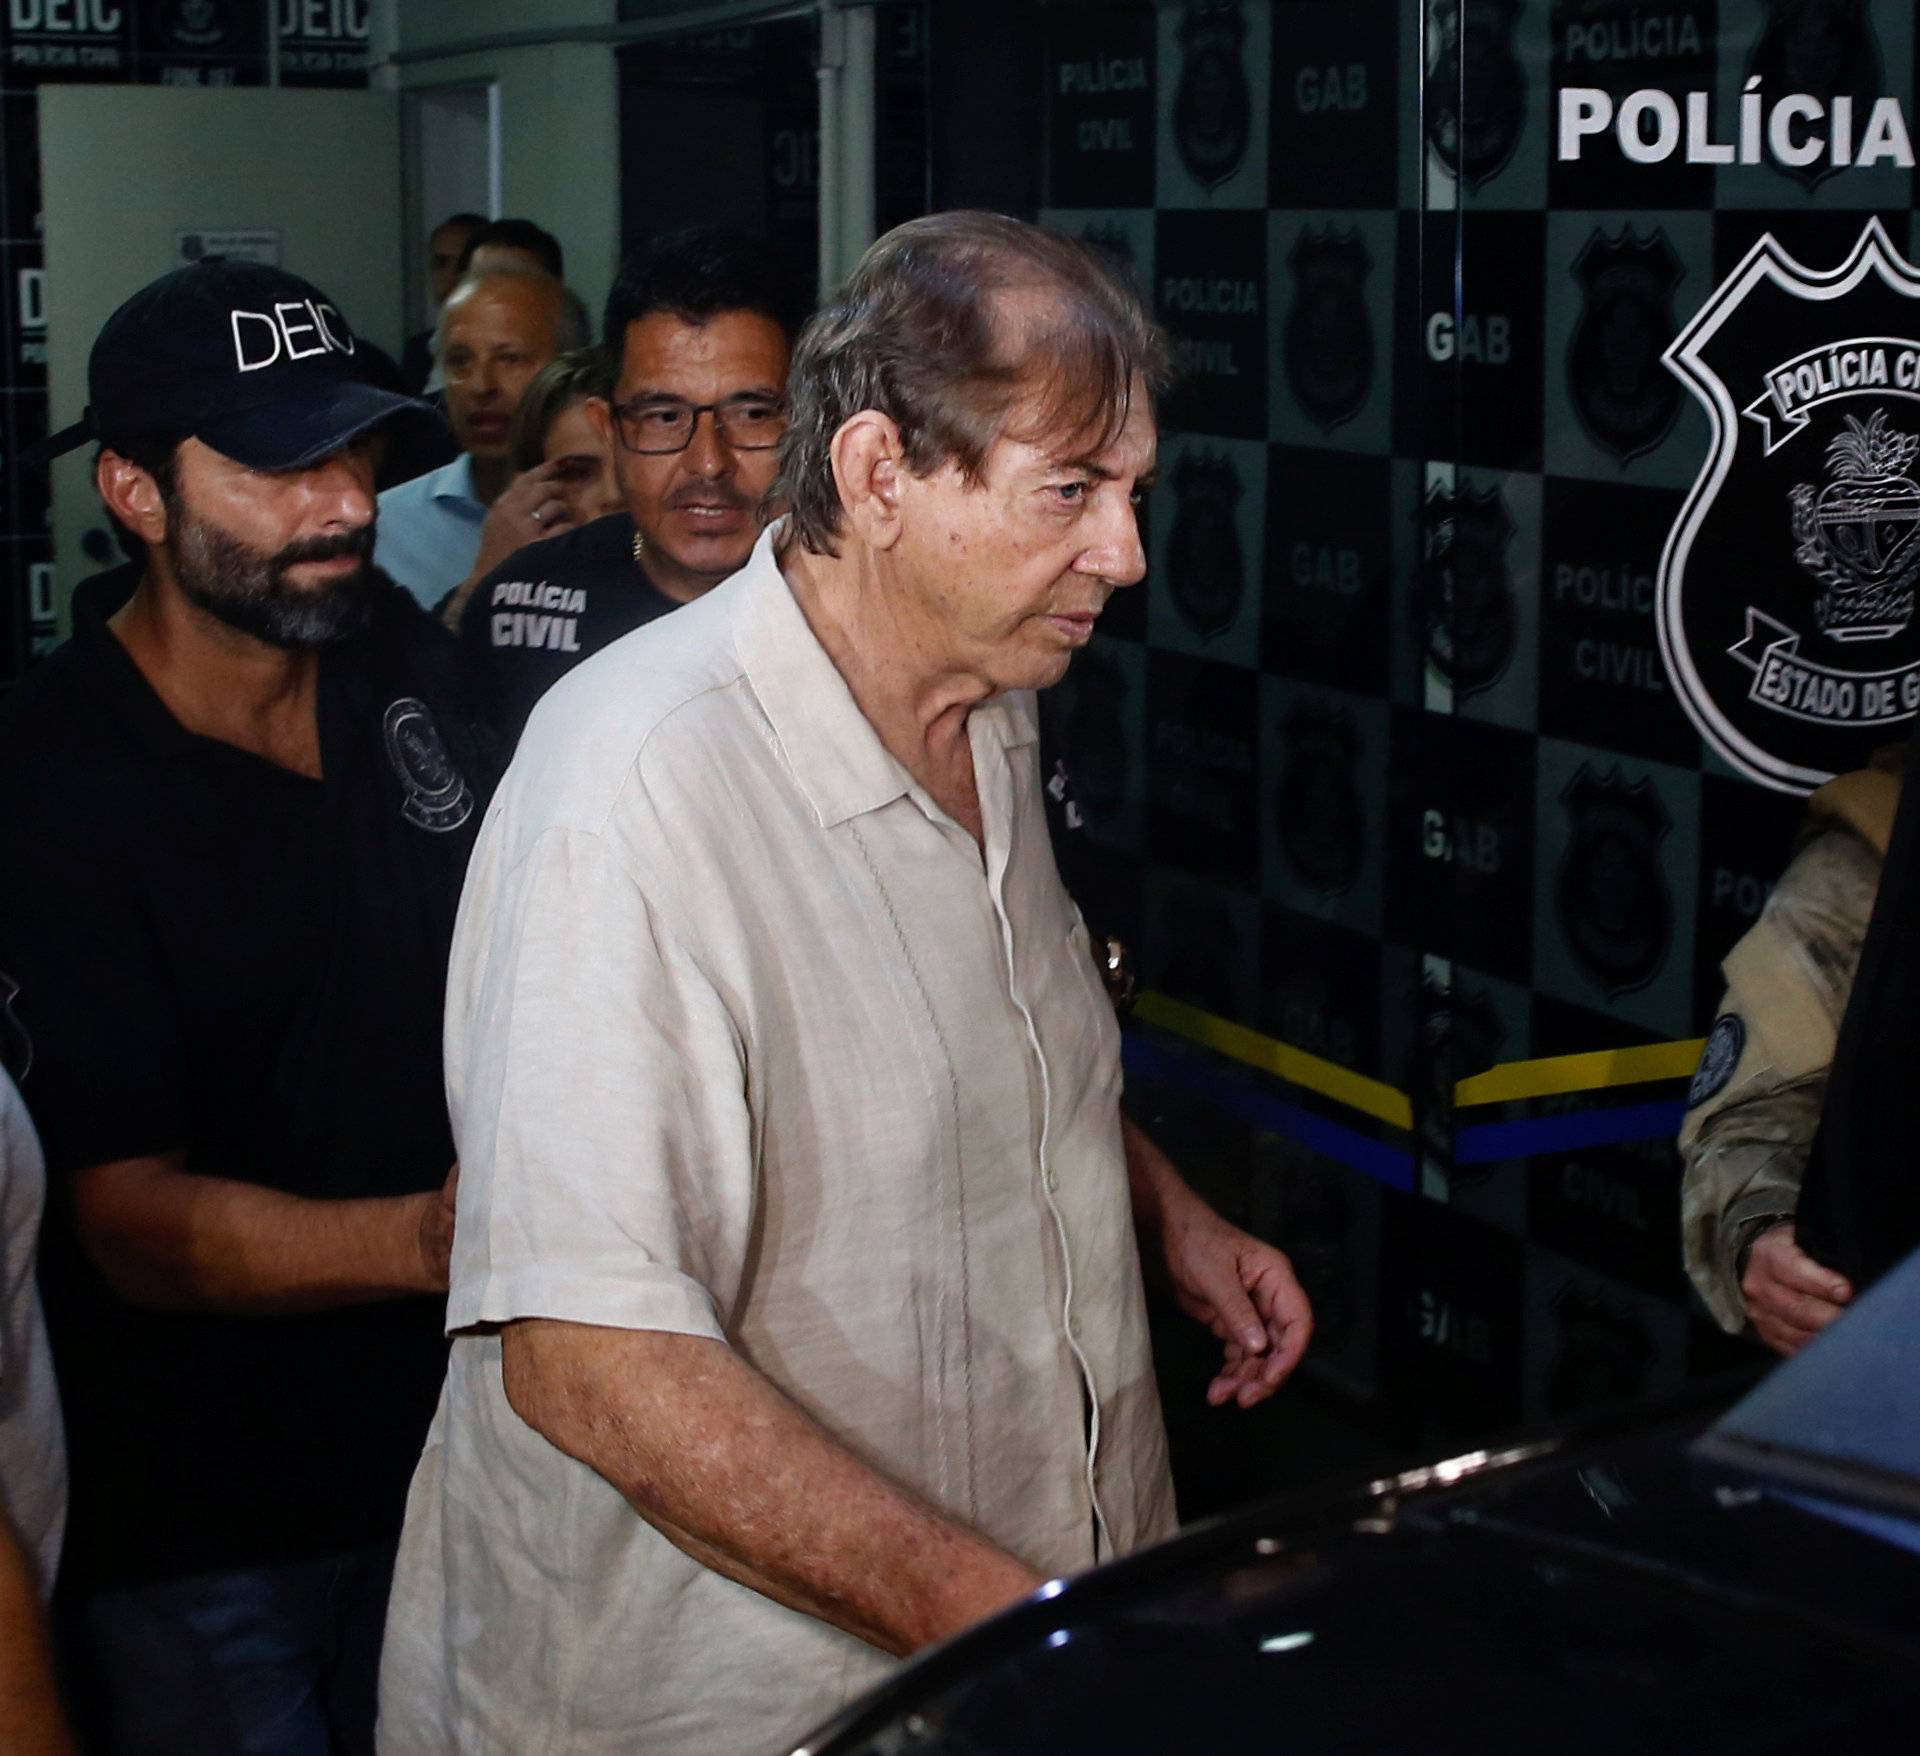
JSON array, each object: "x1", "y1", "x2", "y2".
[
  {"x1": 1124, "y1": 989, "x2": 1709, "y2": 1180},
  {"x1": 1129, "y1": 990, "x2": 1414, "y2": 1131},
  {"x1": 1120, "y1": 1035, "x2": 1416, "y2": 1190},
  {"x1": 1452, "y1": 1100, "x2": 1692, "y2": 1165},
  {"x1": 1452, "y1": 1038, "x2": 1708, "y2": 1109}
]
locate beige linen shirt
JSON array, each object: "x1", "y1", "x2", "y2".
[{"x1": 377, "y1": 524, "x2": 1175, "y2": 1756}]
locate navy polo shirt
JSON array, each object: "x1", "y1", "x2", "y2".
[
  {"x1": 0, "y1": 567, "x2": 502, "y2": 1589},
  {"x1": 457, "y1": 512, "x2": 683, "y2": 741}
]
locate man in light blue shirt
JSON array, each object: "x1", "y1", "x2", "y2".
[
  {"x1": 376, "y1": 267, "x2": 589, "y2": 611},
  {"x1": 374, "y1": 453, "x2": 488, "y2": 612}
]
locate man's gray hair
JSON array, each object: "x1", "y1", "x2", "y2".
[
  {"x1": 773, "y1": 211, "x2": 1170, "y2": 557},
  {"x1": 437, "y1": 265, "x2": 592, "y2": 354}
]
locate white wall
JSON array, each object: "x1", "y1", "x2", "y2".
[
  {"x1": 39, "y1": 85, "x2": 404, "y2": 607},
  {"x1": 384, "y1": 1, "x2": 623, "y2": 330}
]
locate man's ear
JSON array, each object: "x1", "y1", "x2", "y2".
[
  {"x1": 829, "y1": 412, "x2": 906, "y2": 551},
  {"x1": 96, "y1": 449, "x2": 169, "y2": 550},
  {"x1": 583, "y1": 395, "x2": 614, "y2": 446}
]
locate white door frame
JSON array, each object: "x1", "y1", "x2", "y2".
[{"x1": 400, "y1": 80, "x2": 502, "y2": 328}]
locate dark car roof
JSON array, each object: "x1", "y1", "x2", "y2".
[{"x1": 798, "y1": 1379, "x2": 1920, "y2": 1756}]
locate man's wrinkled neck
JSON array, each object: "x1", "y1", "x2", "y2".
[{"x1": 780, "y1": 536, "x2": 992, "y2": 768}]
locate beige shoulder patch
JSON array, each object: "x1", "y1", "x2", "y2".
[
  {"x1": 1808, "y1": 769, "x2": 1902, "y2": 856},
  {"x1": 1721, "y1": 913, "x2": 1836, "y2": 1083}
]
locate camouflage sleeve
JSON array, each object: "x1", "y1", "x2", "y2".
[{"x1": 1678, "y1": 826, "x2": 1880, "y2": 1333}]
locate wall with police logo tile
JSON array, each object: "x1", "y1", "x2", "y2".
[
  {"x1": 1040, "y1": 0, "x2": 1920, "y2": 1456},
  {"x1": 0, "y1": 1, "x2": 369, "y2": 682}
]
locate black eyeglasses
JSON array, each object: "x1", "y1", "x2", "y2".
[{"x1": 611, "y1": 394, "x2": 789, "y2": 455}]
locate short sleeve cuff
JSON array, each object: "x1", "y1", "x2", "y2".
[
  {"x1": 447, "y1": 1260, "x2": 725, "y2": 1343},
  {"x1": 34, "y1": 1099, "x2": 186, "y2": 1182}
]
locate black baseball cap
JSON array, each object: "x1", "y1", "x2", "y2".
[{"x1": 36, "y1": 257, "x2": 432, "y2": 471}]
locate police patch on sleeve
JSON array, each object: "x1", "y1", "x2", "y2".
[
  {"x1": 1688, "y1": 1014, "x2": 1746, "y2": 1110},
  {"x1": 383, "y1": 698, "x2": 475, "y2": 833}
]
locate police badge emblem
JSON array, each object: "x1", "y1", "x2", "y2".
[
  {"x1": 1167, "y1": 449, "x2": 1245, "y2": 638},
  {"x1": 1415, "y1": 481, "x2": 1517, "y2": 699},
  {"x1": 1747, "y1": 0, "x2": 1883, "y2": 193},
  {"x1": 382, "y1": 698, "x2": 475, "y2": 833},
  {"x1": 1790, "y1": 409, "x2": 1920, "y2": 641},
  {"x1": 1555, "y1": 765, "x2": 1673, "y2": 997},
  {"x1": 1423, "y1": 0, "x2": 1526, "y2": 191},
  {"x1": 163, "y1": 0, "x2": 231, "y2": 47},
  {"x1": 1172, "y1": 2, "x2": 1252, "y2": 190},
  {"x1": 1660, "y1": 219, "x2": 1920, "y2": 792},
  {"x1": 1276, "y1": 705, "x2": 1364, "y2": 895},
  {"x1": 1688, "y1": 1013, "x2": 1747, "y2": 1108},
  {"x1": 1568, "y1": 227, "x2": 1684, "y2": 465},
  {"x1": 1283, "y1": 227, "x2": 1374, "y2": 435}
]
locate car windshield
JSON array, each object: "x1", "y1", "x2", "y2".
[{"x1": 1696, "y1": 1240, "x2": 1920, "y2": 1521}]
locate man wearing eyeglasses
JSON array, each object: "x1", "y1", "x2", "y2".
[{"x1": 455, "y1": 228, "x2": 802, "y2": 739}]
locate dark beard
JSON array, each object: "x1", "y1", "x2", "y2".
[{"x1": 173, "y1": 516, "x2": 379, "y2": 649}]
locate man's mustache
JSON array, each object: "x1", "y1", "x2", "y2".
[
  {"x1": 665, "y1": 485, "x2": 752, "y2": 511},
  {"x1": 276, "y1": 525, "x2": 375, "y2": 568}
]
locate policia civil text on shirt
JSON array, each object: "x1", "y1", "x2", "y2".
[{"x1": 457, "y1": 509, "x2": 679, "y2": 738}]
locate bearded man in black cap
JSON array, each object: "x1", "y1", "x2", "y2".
[{"x1": 0, "y1": 260, "x2": 499, "y2": 1753}]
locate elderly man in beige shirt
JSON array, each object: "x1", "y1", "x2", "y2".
[{"x1": 377, "y1": 212, "x2": 1312, "y2": 1756}]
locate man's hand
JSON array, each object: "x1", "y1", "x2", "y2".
[
  {"x1": 441, "y1": 459, "x2": 580, "y2": 631},
  {"x1": 475, "y1": 459, "x2": 581, "y2": 572},
  {"x1": 414, "y1": 1163, "x2": 459, "y2": 1292},
  {"x1": 1743, "y1": 1223, "x2": 1851, "y2": 1357},
  {"x1": 1163, "y1": 1208, "x2": 1314, "y2": 1407},
  {"x1": 1121, "y1": 1115, "x2": 1313, "y2": 1406}
]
